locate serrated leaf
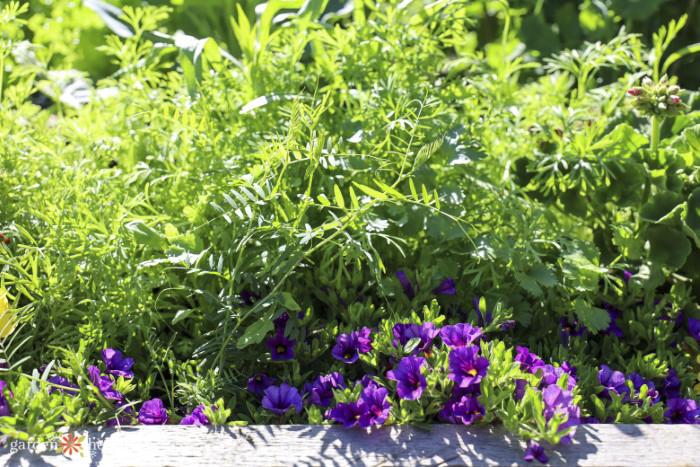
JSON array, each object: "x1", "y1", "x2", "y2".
[
  {"x1": 529, "y1": 264, "x2": 558, "y2": 287},
  {"x1": 515, "y1": 271, "x2": 542, "y2": 297},
  {"x1": 574, "y1": 299, "x2": 610, "y2": 333}
]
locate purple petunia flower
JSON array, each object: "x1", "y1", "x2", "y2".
[
  {"x1": 392, "y1": 323, "x2": 439, "y2": 355},
  {"x1": 387, "y1": 356, "x2": 428, "y2": 400},
  {"x1": 329, "y1": 402, "x2": 366, "y2": 428},
  {"x1": 357, "y1": 385, "x2": 391, "y2": 428},
  {"x1": 303, "y1": 373, "x2": 345, "y2": 407},
  {"x1": 273, "y1": 312, "x2": 289, "y2": 333},
  {"x1": 138, "y1": 398, "x2": 168, "y2": 425},
  {"x1": 0, "y1": 381, "x2": 12, "y2": 417},
  {"x1": 240, "y1": 289, "x2": 260, "y2": 306},
  {"x1": 266, "y1": 332, "x2": 296, "y2": 361},
  {"x1": 688, "y1": 318, "x2": 700, "y2": 344},
  {"x1": 102, "y1": 349, "x2": 135, "y2": 379},
  {"x1": 247, "y1": 373, "x2": 276, "y2": 399},
  {"x1": 598, "y1": 365, "x2": 630, "y2": 400},
  {"x1": 559, "y1": 317, "x2": 586, "y2": 346},
  {"x1": 439, "y1": 394, "x2": 484, "y2": 425},
  {"x1": 524, "y1": 441, "x2": 549, "y2": 464},
  {"x1": 88, "y1": 365, "x2": 122, "y2": 401},
  {"x1": 662, "y1": 369, "x2": 681, "y2": 400},
  {"x1": 538, "y1": 364, "x2": 577, "y2": 391},
  {"x1": 542, "y1": 385, "x2": 580, "y2": 444},
  {"x1": 396, "y1": 270, "x2": 415, "y2": 299},
  {"x1": 262, "y1": 384, "x2": 302, "y2": 415},
  {"x1": 665, "y1": 398, "x2": 700, "y2": 424},
  {"x1": 433, "y1": 278, "x2": 456, "y2": 295},
  {"x1": 331, "y1": 328, "x2": 372, "y2": 363},
  {"x1": 602, "y1": 305, "x2": 624, "y2": 338},
  {"x1": 107, "y1": 400, "x2": 136, "y2": 427},
  {"x1": 627, "y1": 373, "x2": 660, "y2": 405},
  {"x1": 440, "y1": 323, "x2": 483, "y2": 349},
  {"x1": 47, "y1": 376, "x2": 79, "y2": 396},
  {"x1": 515, "y1": 347, "x2": 545, "y2": 374},
  {"x1": 180, "y1": 405, "x2": 211, "y2": 425},
  {"x1": 447, "y1": 346, "x2": 489, "y2": 391},
  {"x1": 515, "y1": 379, "x2": 528, "y2": 402}
]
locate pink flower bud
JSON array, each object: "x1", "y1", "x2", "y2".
[
  {"x1": 627, "y1": 88, "x2": 644, "y2": 96},
  {"x1": 668, "y1": 96, "x2": 681, "y2": 105}
]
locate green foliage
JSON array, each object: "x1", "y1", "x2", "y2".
[{"x1": 0, "y1": 0, "x2": 699, "y2": 449}]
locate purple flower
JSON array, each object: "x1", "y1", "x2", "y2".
[
  {"x1": 396, "y1": 270, "x2": 415, "y2": 299},
  {"x1": 627, "y1": 373, "x2": 660, "y2": 404},
  {"x1": 0, "y1": 381, "x2": 11, "y2": 417},
  {"x1": 662, "y1": 369, "x2": 681, "y2": 399},
  {"x1": 515, "y1": 379, "x2": 528, "y2": 402},
  {"x1": 273, "y1": 312, "x2": 289, "y2": 333},
  {"x1": 387, "y1": 356, "x2": 428, "y2": 400},
  {"x1": 247, "y1": 373, "x2": 276, "y2": 398},
  {"x1": 602, "y1": 305, "x2": 624, "y2": 338},
  {"x1": 623, "y1": 270, "x2": 634, "y2": 284},
  {"x1": 392, "y1": 323, "x2": 439, "y2": 355},
  {"x1": 303, "y1": 373, "x2": 345, "y2": 407},
  {"x1": 665, "y1": 398, "x2": 700, "y2": 424},
  {"x1": 88, "y1": 365, "x2": 122, "y2": 401},
  {"x1": 447, "y1": 346, "x2": 489, "y2": 391},
  {"x1": 332, "y1": 328, "x2": 372, "y2": 363},
  {"x1": 107, "y1": 400, "x2": 135, "y2": 427},
  {"x1": 440, "y1": 323, "x2": 483, "y2": 349},
  {"x1": 329, "y1": 402, "x2": 366, "y2": 428},
  {"x1": 357, "y1": 385, "x2": 391, "y2": 427},
  {"x1": 524, "y1": 441, "x2": 549, "y2": 464},
  {"x1": 474, "y1": 297, "x2": 491, "y2": 328},
  {"x1": 262, "y1": 384, "x2": 302, "y2": 414},
  {"x1": 433, "y1": 278, "x2": 456, "y2": 295},
  {"x1": 47, "y1": 376, "x2": 79, "y2": 396},
  {"x1": 266, "y1": 332, "x2": 296, "y2": 361},
  {"x1": 688, "y1": 318, "x2": 700, "y2": 344},
  {"x1": 0, "y1": 381, "x2": 13, "y2": 399},
  {"x1": 439, "y1": 394, "x2": 484, "y2": 425},
  {"x1": 542, "y1": 385, "x2": 580, "y2": 444},
  {"x1": 538, "y1": 364, "x2": 577, "y2": 390},
  {"x1": 598, "y1": 365, "x2": 630, "y2": 400},
  {"x1": 180, "y1": 405, "x2": 211, "y2": 425},
  {"x1": 559, "y1": 317, "x2": 586, "y2": 346},
  {"x1": 102, "y1": 349, "x2": 134, "y2": 379},
  {"x1": 240, "y1": 289, "x2": 260, "y2": 306},
  {"x1": 138, "y1": 398, "x2": 168, "y2": 425},
  {"x1": 515, "y1": 347, "x2": 545, "y2": 374}
]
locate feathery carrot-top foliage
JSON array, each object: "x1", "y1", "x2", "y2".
[{"x1": 1, "y1": 0, "x2": 700, "y2": 458}]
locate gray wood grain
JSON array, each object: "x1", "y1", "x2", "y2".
[{"x1": 0, "y1": 424, "x2": 698, "y2": 466}]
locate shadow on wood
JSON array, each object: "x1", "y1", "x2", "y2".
[{"x1": 0, "y1": 424, "x2": 698, "y2": 466}]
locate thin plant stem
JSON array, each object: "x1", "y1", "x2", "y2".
[{"x1": 651, "y1": 115, "x2": 662, "y2": 154}]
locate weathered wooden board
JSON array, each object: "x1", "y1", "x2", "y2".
[{"x1": 0, "y1": 424, "x2": 698, "y2": 466}]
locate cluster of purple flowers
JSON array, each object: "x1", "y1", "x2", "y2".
[
  {"x1": 329, "y1": 380, "x2": 391, "y2": 428},
  {"x1": 596, "y1": 365, "x2": 699, "y2": 424},
  {"x1": 513, "y1": 347, "x2": 580, "y2": 463}
]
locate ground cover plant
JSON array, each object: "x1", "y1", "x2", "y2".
[{"x1": 1, "y1": 0, "x2": 700, "y2": 462}]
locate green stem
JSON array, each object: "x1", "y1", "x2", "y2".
[{"x1": 651, "y1": 115, "x2": 662, "y2": 155}]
